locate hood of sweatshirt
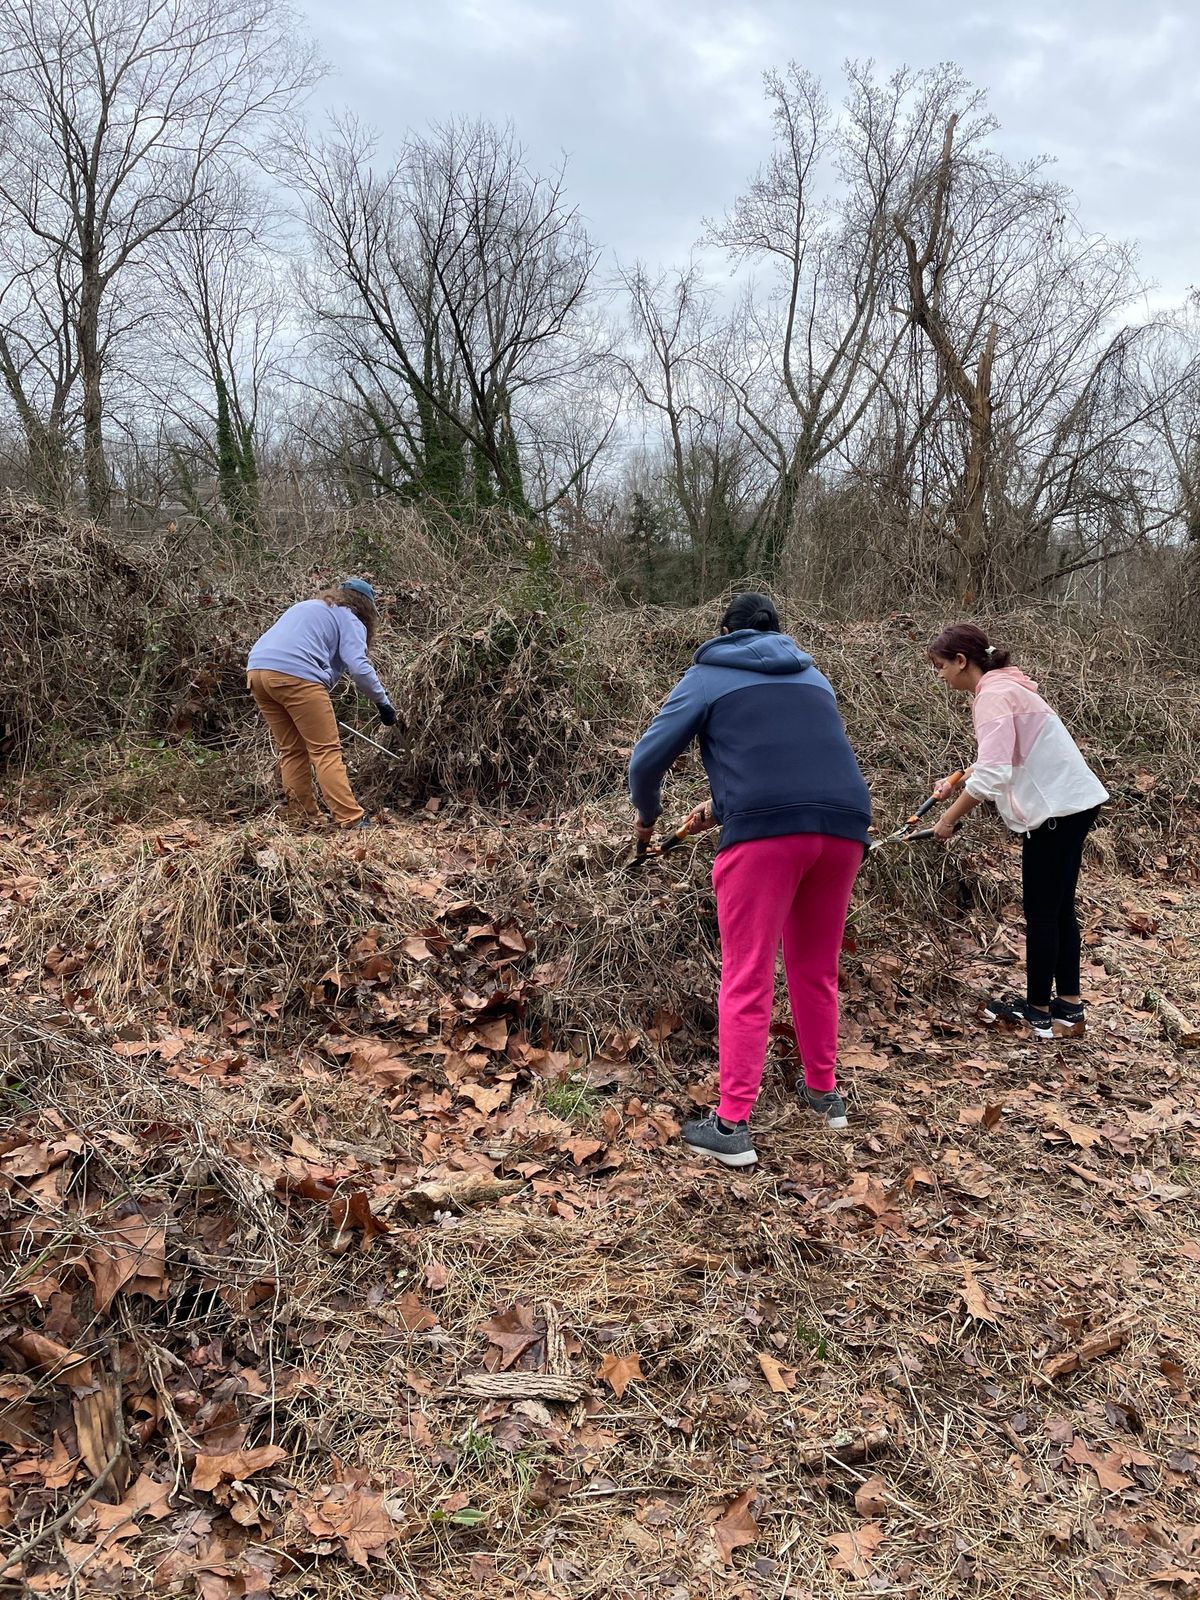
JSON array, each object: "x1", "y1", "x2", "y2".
[
  {"x1": 693, "y1": 630, "x2": 813, "y2": 676},
  {"x1": 976, "y1": 665, "x2": 1039, "y2": 696}
]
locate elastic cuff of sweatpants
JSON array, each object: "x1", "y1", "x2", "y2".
[
  {"x1": 804, "y1": 1068, "x2": 837, "y2": 1095},
  {"x1": 717, "y1": 1094, "x2": 756, "y2": 1124}
]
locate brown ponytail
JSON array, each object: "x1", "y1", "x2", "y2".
[
  {"x1": 928, "y1": 623, "x2": 1010, "y2": 672},
  {"x1": 321, "y1": 586, "x2": 377, "y2": 647}
]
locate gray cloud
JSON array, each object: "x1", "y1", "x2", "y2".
[{"x1": 301, "y1": 0, "x2": 1199, "y2": 305}]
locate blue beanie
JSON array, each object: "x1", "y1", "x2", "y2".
[{"x1": 341, "y1": 577, "x2": 376, "y2": 603}]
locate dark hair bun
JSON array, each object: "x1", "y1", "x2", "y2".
[{"x1": 720, "y1": 591, "x2": 781, "y2": 634}]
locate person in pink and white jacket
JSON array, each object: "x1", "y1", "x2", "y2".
[{"x1": 927, "y1": 623, "x2": 1108, "y2": 1040}]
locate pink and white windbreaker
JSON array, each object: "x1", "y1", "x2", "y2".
[{"x1": 965, "y1": 667, "x2": 1108, "y2": 834}]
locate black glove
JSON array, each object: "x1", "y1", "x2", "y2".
[{"x1": 377, "y1": 702, "x2": 397, "y2": 727}]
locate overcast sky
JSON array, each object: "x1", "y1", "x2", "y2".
[{"x1": 300, "y1": 0, "x2": 1198, "y2": 311}]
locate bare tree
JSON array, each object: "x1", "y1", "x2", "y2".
[
  {"x1": 708, "y1": 63, "x2": 985, "y2": 569},
  {"x1": 1138, "y1": 297, "x2": 1200, "y2": 546},
  {"x1": 890, "y1": 103, "x2": 1146, "y2": 598},
  {"x1": 0, "y1": 0, "x2": 317, "y2": 516},
  {"x1": 294, "y1": 116, "x2": 611, "y2": 520},
  {"x1": 146, "y1": 171, "x2": 288, "y2": 537},
  {"x1": 622, "y1": 262, "x2": 772, "y2": 591},
  {"x1": 0, "y1": 227, "x2": 83, "y2": 502}
]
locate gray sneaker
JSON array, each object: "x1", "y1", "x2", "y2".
[
  {"x1": 803, "y1": 1087, "x2": 849, "y2": 1131},
  {"x1": 681, "y1": 1112, "x2": 758, "y2": 1168}
]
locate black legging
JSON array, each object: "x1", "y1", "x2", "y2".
[{"x1": 1021, "y1": 807, "x2": 1100, "y2": 1007}]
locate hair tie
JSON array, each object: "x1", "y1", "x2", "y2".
[{"x1": 985, "y1": 644, "x2": 995, "y2": 657}]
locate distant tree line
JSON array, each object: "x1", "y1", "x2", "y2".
[{"x1": 1, "y1": 1, "x2": 1198, "y2": 622}]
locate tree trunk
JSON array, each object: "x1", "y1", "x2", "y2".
[
  {"x1": 79, "y1": 270, "x2": 108, "y2": 520},
  {"x1": 0, "y1": 335, "x2": 70, "y2": 507},
  {"x1": 957, "y1": 320, "x2": 998, "y2": 588},
  {"x1": 894, "y1": 116, "x2": 1003, "y2": 600}
]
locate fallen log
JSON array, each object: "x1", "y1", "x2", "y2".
[
  {"x1": 396, "y1": 1172, "x2": 524, "y2": 1221},
  {"x1": 452, "y1": 1372, "x2": 586, "y2": 1403},
  {"x1": 795, "y1": 1425, "x2": 891, "y2": 1469},
  {"x1": 1144, "y1": 988, "x2": 1200, "y2": 1049}
]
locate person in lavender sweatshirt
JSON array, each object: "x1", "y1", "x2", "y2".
[{"x1": 247, "y1": 578, "x2": 395, "y2": 830}]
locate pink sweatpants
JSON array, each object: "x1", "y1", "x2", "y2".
[{"x1": 713, "y1": 832, "x2": 862, "y2": 1123}]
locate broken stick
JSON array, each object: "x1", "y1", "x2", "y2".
[
  {"x1": 452, "y1": 1372, "x2": 586, "y2": 1403},
  {"x1": 795, "y1": 1424, "x2": 890, "y2": 1469},
  {"x1": 1100, "y1": 953, "x2": 1200, "y2": 1047},
  {"x1": 1038, "y1": 1311, "x2": 1138, "y2": 1383}
]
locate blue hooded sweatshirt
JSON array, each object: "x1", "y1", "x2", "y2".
[{"x1": 628, "y1": 630, "x2": 871, "y2": 852}]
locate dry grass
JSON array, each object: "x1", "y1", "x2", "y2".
[
  {"x1": 3, "y1": 891, "x2": 1198, "y2": 1598},
  {"x1": 8, "y1": 820, "x2": 440, "y2": 1022}
]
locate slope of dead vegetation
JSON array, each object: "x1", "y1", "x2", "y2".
[
  {"x1": 0, "y1": 506, "x2": 1198, "y2": 1597},
  {"x1": 1, "y1": 802, "x2": 1199, "y2": 1600}
]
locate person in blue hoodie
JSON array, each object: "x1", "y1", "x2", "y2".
[
  {"x1": 247, "y1": 578, "x2": 396, "y2": 830},
  {"x1": 629, "y1": 592, "x2": 871, "y2": 1167}
]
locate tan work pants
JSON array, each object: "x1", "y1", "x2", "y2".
[{"x1": 247, "y1": 670, "x2": 364, "y2": 827}]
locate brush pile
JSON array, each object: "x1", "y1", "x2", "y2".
[
  {"x1": 0, "y1": 501, "x2": 161, "y2": 762},
  {"x1": 365, "y1": 603, "x2": 696, "y2": 810}
]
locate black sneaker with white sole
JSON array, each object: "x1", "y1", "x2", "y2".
[
  {"x1": 981, "y1": 993, "x2": 1053, "y2": 1040},
  {"x1": 803, "y1": 1087, "x2": 849, "y2": 1131},
  {"x1": 1050, "y1": 999, "x2": 1086, "y2": 1038},
  {"x1": 680, "y1": 1112, "x2": 758, "y2": 1168}
]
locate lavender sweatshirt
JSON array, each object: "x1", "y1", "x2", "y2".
[{"x1": 247, "y1": 600, "x2": 390, "y2": 706}]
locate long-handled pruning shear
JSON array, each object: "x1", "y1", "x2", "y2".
[
  {"x1": 868, "y1": 768, "x2": 972, "y2": 853},
  {"x1": 632, "y1": 809, "x2": 711, "y2": 868},
  {"x1": 338, "y1": 720, "x2": 404, "y2": 762}
]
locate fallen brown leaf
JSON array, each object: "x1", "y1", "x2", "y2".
[
  {"x1": 191, "y1": 1444, "x2": 288, "y2": 1494},
  {"x1": 1043, "y1": 1108, "x2": 1102, "y2": 1149},
  {"x1": 712, "y1": 1487, "x2": 759, "y2": 1565},
  {"x1": 458, "y1": 1081, "x2": 510, "y2": 1115},
  {"x1": 328, "y1": 1190, "x2": 389, "y2": 1251},
  {"x1": 854, "y1": 1474, "x2": 890, "y2": 1518},
  {"x1": 394, "y1": 1292, "x2": 438, "y2": 1332},
  {"x1": 298, "y1": 1480, "x2": 399, "y2": 1566},
  {"x1": 86, "y1": 1211, "x2": 169, "y2": 1313},
  {"x1": 120, "y1": 1472, "x2": 174, "y2": 1520},
  {"x1": 40, "y1": 1431, "x2": 79, "y2": 1490},
  {"x1": 1065, "y1": 1438, "x2": 1134, "y2": 1493},
  {"x1": 846, "y1": 1171, "x2": 892, "y2": 1217},
  {"x1": 827, "y1": 1522, "x2": 886, "y2": 1579},
  {"x1": 961, "y1": 1266, "x2": 1000, "y2": 1324},
  {"x1": 5, "y1": 1330, "x2": 93, "y2": 1387},
  {"x1": 598, "y1": 1351, "x2": 643, "y2": 1399},
  {"x1": 480, "y1": 1303, "x2": 540, "y2": 1370},
  {"x1": 756, "y1": 1352, "x2": 797, "y2": 1393}
]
